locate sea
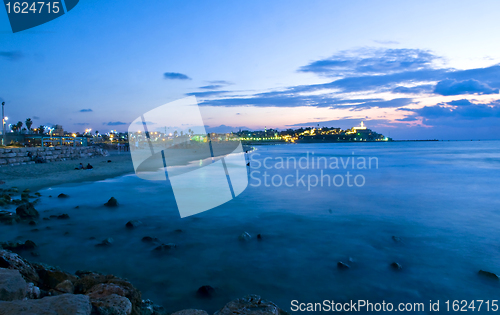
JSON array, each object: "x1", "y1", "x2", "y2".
[{"x1": 2, "y1": 141, "x2": 500, "y2": 314}]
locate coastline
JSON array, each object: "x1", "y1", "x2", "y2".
[{"x1": 0, "y1": 152, "x2": 135, "y2": 192}]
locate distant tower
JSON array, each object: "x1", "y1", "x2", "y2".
[{"x1": 360, "y1": 121, "x2": 365, "y2": 128}]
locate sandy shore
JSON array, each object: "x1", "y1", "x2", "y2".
[{"x1": 0, "y1": 152, "x2": 134, "y2": 192}]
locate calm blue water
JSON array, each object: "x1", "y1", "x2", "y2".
[{"x1": 2, "y1": 141, "x2": 500, "y2": 313}]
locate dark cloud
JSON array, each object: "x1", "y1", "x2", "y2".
[
  {"x1": 408, "y1": 100, "x2": 500, "y2": 122},
  {"x1": 446, "y1": 99, "x2": 473, "y2": 106},
  {"x1": 32, "y1": 116, "x2": 40, "y2": 120},
  {"x1": 0, "y1": 51, "x2": 23, "y2": 61},
  {"x1": 434, "y1": 79, "x2": 499, "y2": 96},
  {"x1": 79, "y1": 109, "x2": 93, "y2": 112},
  {"x1": 392, "y1": 85, "x2": 434, "y2": 94},
  {"x1": 105, "y1": 121, "x2": 128, "y2": 126},
  {"x1": 163, "y1": 72, "x2": 191, "y2": 80},
  {"x1": 298, "y1": 48, "x2": 438, "y2": 76},
  {"x1": 199, "y1": 85, "x2": 224, "y2": 90},
  {"x1": 185, "y1": 90, "x2": 229, "y2": 97}
]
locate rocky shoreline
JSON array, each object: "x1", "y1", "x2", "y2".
[
  {"x1": 0, "y1": 249, "x2": 287, "y2": 315},
  {"x1": 0, "y1": 186, "x2": 287, "y2": 315}
]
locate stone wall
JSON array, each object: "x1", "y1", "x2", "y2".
[{"x1": 0, "y1": 147, "x2": 108, "y2": 166}]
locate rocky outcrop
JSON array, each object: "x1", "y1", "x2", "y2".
[
  {"x1": 105, "y1": 197, "x2": 118, "y2": 207},
  {"x1": 0, "y1": 294, "x2": 92, "y2": 315},
  {"x1": 15, "y1": 202, "x2": 39, "y2": 220},
  {"x1": 0, "y1": 250, "x2": 40, "y2": 283},
  {"x1": 0, "y1": 250, "x2": 286, "y2": 315}
]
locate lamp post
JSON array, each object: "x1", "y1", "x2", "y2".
[{"x1": 1, "y1": 102, "x2": 5, "y2": 146}]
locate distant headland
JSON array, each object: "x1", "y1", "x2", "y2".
[{"x1": 236, "y1": 121, "x2": 392, "y2": 144}]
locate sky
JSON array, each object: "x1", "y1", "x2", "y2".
[{"x1": 2, "y1": 0, "x2": 500, "y2": 140}]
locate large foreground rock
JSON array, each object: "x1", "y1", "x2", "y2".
[
  {"x1": 0, "y1": 250, "x2": 40, "y2": 283},
  {"x1": 91, "y1": 293, "x2": 132, "y2": 315},
  {"x1": 0, "y1": 294, "x2": 92, "y2": 315},
  {"x1": 215, "y1": 295, "x2": 287, "y2": 315},
  {"x1": 0, "y1": 268, "x2": 27, "y2": 301}
]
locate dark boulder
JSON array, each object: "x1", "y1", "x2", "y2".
[
  {"x1": 104, "y1": 197, "x2": 118, "y2": 207},
  {"x1": 478, "y1": 270, "x2": 499, "y2": 280},
  {"x1": 196, "y1": 285, "x2": 216, "y2": 298},
  {"x1": 15, "y1": 203, "x2": 39, "y2": 220},
  {"x1": 337, "y1": 261, "x2": 350, "y2": 269},
  {"x1": 95, "y1": 238, "x2": 114, "y2": 247},
  {"x1": 57, "y1": 214, "x2": 70, "y2": 219},
  {"x1": 57, "y1": 193, "x2": 69, "y2": 198},
  {"x1": 125, "y1": 220, "x2": 143, "y2": 228},
  {"x1": 154, "y1": 243, "x2": 176, "y2": 251},
  {"x1": 390, "y1": 262, "x2": 403, "y2": 270}
]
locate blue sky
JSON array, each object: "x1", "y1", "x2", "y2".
[{"x1": 1, "y1": 0, "x2": 500, "y2": 139}]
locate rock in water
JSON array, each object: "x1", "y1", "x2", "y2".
[
  {"x1": 0, "y1": 211, "x2": 20, "y2": 225},
  {"x1": 15, "y1": 203, "x2": 39, "y2": 220},
  {"x1": 104, "y1": 197, "x2": 118, "y2": 207},
  {"x1": 95, "y1": 238, "x2": 114, "y2": 247},
  {"x1": 57, "y1": 214, "x2": 70, "y2": 219},
  {"x1": 238, "y1": 232, "x2": 252, "y2": 241},
  {"x1": 214, "y1": 295, "x2": 286, "y2": 315},
  {"x1": 125, "y1": 220, "x2": 143, "y2": 228},
  {"x1": 154, "y1": 243, "x2": 176, "y2": 251},
  {"x1": 337, "y1": 261, "x2": 350, "y2": 269},
  {"x1": 141, "y1": 236, "x2": 158, "y2": 243},
  {"x1": 478, "y1": 270, "x2": 499, "y2": 280},
  {"x1": 392, "y1": 236, "x2": 402, "y2": 243},
  {"x1": 0, "y1": 294, "x2": 92, "y2": 315},
  {"x1": 0, "y1": 268, "x2": 27, "y2": 301},
  {"x1": 196, "y1": 285, "x2": 216, "y2": 298},
  {"x1": 390, "y1": 262, "x2": 403, "y2": 270},
  {"x1": 57, "y1": 193, "x2": 69, "y2": 198},
  {"x1": 0, "y1": 240, "x2": 37, "y2": 251}
]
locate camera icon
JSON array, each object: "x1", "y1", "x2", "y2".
[{"x1": 128, "y1": 97, "x2": 248, "y2": 217}]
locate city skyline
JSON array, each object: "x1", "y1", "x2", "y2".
[{"x1": 2, "y1": 1, "x2": 500, "y2": 140}]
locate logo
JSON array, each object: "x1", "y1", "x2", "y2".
[
  {"x1": 128, "y1": 97, "x2": 248, "y2": 218},
  {"x1": 3, "y1": 0, "x2": 79, "y2": 33}
]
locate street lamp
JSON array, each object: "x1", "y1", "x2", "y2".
[{"x1": 1, "y1": 102, "x2": 4, "y2": 146}]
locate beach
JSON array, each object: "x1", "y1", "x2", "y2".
[{"x1": 0, "y1": 151, "x2": 134, "y2": 192}]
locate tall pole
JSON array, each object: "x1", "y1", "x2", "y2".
[{"x1": 2, "y1": 102, "x2": 5, "y2": 146}]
